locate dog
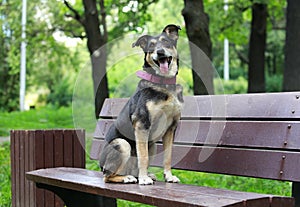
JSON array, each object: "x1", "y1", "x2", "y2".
[{"x1": 99, "y1": 24, "x2": 183, "y2": 185}]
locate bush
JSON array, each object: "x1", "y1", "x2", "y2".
[
  {"x1": 266, "y1": 74, "x2": 282, "y2": 92},
  {"x1": 215, "y1": 76, "x2": 248, "y2": 94},
  {"x1": 46, "y1": 77, "x2": 73, "y2": 107}
]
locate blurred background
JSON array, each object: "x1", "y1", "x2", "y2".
[{"x1": 1, "y1": 0, "x2": 299, "y2": 205}]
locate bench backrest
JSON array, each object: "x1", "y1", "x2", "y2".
[{"x1": 91, "y1": 92, "x2": 300, "y2": 182}]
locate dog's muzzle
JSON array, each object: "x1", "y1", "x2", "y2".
[{"x1": 152, "y1": 49, "x2": 173, "y2": 74}]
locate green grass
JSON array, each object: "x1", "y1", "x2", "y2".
[
  {"x1": 0, "y1": 106, "x2": 293, "y2": 207},
  {"x1": 0, "y1": 105, "x2": 74, "y2": 137},
  {"x1": 0, "y1": 142, "x2": 11, "y2": 207}
]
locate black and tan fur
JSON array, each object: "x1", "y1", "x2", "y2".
[{"x1": 99, "y1": 24, "x2": 183, "y2": 185}]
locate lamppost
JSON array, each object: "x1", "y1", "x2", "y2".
[
  {"x1": 20, "y1": 0, "x2": 27, "y2": 111},
  {"x1": 224, "y1": 0, "x2": 229, "y2": 81}
]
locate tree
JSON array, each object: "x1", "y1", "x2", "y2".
[
  {"x1": 248, "y1": 2, "x2": 267, "y2": 93},
  {"x1": 63, "y1": 0, "x2": 157, "y2": 118},
  {"x1": 283, "y1": 0, "x2": 300, "y2": 91},
  {"x1": 182, "y1": 0, "x2": 214, "y2": 95},
  {"x1": 0, "y1": 0, "x2": 81, "y2": 111},
  {"x1": 63, "y1": 0, "x2": 108, "y2": 118}
]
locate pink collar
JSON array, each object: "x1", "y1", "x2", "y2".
[{"x1": 136, "y1": 70, "x2": 176, "y2": 85}]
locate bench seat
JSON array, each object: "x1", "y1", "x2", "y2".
[{"x1": 26, "y1": 167, "x2": 294, "y2": 207}]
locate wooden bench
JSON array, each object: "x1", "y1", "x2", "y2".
[{"x1": 26, "y1": 92, "x2": 300, "y2": 207}]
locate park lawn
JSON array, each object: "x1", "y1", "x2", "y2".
[
  {"x1": 0, "y1": 106, "x2": 292, "y2": 207},
  {"x1": 0, "y1": 106, "x2": 74, "y2": 137}
]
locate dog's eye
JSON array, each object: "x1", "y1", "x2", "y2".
[
  {"x1": 163, "y1": 39, "x2": 171, "y2": 48},
  {"x1": 149, "y1": 42, "x2": 155, "y2": 48}
]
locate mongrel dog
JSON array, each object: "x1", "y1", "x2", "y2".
[{"x1": 100, "y1": 24, "x2": 183, "y2": 185}]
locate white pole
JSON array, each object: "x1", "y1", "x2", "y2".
[
  {"x1": 224, "y1": 0, "x2": 230, "y2": 81},
  {"x1": 20, "y1": 0, "x2": 27, "y2": 111}
]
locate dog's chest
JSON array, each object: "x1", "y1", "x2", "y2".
[{"x1": 146, "y1": 92, "x2": 182, "y2": 141}]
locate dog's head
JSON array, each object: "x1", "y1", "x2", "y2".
[{"x1": 133, "y1": 24, "x2": 181, "y2": 78}]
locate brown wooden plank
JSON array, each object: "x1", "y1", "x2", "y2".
[
  {"x1": 24, "y1": 130, "x2": 30, "y2": 207},
  {"x1": 15, "y1": 130, "x2": 21, "y2": 207},
  {"x1": 20, "y1": 131, "x2": 26, "y2": 207},
  {"x1": 90, "y1": 138, "x2": 102, "y2": 160},
  {"x1": 29, "y1": 131, "x2": 36, "y2": 207},
  {"x1": 53, "y1": 130, "x2": 65, "y2": 207},
  {"x1": 44, "y1": 131, "x2": 55, "y2": 207},
  {"x1": 54, "y1": 130, "x2": 64, "y2": 168},
  {"x1": 10, "y1": 130, "x2": 16, "y2": 207},
  {"x1": 90, "y1": 139, "x2": 300, "y2": 182},
  {"x1": 155, "y1": 145, "x2": 300, "y2": 182},
  {"x1": 34, "y1": 130, "x2": 45, "y2": 207},
  {"x1": 26, "y1": 168, "x2": 294, "y2": 207},
  {"x1": 63, "y1": 130, "x2": 74, "y2": 167},
  {"x1": 99, "y1": 92, "x2": 300, "y2": 119},
  {"x1": 73, "y1": 129, "x2": 85, "y2": 168},
  {"x1": 94, "y1": 119, "x2": 300, "y2": 151}
]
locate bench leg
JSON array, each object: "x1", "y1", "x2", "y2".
[
  {"x1": 293, "y1": 182, "x2": 300, "y2": 207},
  {"x1": 37, "y1": 183, "x2": 117, "y2": 207}
]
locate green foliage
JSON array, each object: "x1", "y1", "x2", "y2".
[
  {"x1": 0, "y1": 0, "x2": 86, "y2": 110},
  {"x1": 107, "y1": 0, "x2": 159, "y2": 39},
  {"x1": 46, "y1": 77, "x2": 73, "y2": 107},
  {"x1": 266, "y1": 74, "x2": 283, "y2": 92},
  {"x1": 215, "y1": 77, "x2": 248, "y2": 94},
  {"x1": 0, "y1": 142, "x2": 11, "y2": 207}
]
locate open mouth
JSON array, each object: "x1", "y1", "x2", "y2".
[{"x1": 153, "y1": 56, "x2": 172, "y2": 74}]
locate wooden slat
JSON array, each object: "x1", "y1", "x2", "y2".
[
  {"x1": 53, "y1": 130, "x2": 65, "y2": 207},
  {"x1": 91, "y1": 139, "x2": 300, "y2": 182},
  {"x1": 24, "y1": 131, "x2": 30, "y2": 207},
  {"x1": 73, "y1": 129, "x2": 86, "y2": 168},
  {"x1": 54, "y1": 130, "x2": 64, "y2": 168},
  {"x1": 99, "y1": 92, "x2": 300, "y2": 119},
  {"x1": 10, "y1": 130, "x2": 16, "y2": 207},
  {"x1": 29, "y1": 131, "x2": 36, "y2": 207},
  {"x1": 19, "y1": 131, "x2": 27, "y2": 204},
  {"x1": 44, "y1": 131, "x2": 55, "y2": 207},
  {"x1": 94, "y1": 119, "x2": 300, "y2": 150},
  {"x1": 34, "y1": 130, "x2": 45, "y2": 207},
  {"x1": 26, "y1": 168, "x2": 294, "y2": 207},
  {"x1": 15, "y1": 130, "x2": 21, "y2": 207},
  {"x1": 63, "y1": 130, "x2": 74, "y2": 167}
]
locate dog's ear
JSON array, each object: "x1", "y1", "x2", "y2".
[
  {"x1": 132, "y1": 35, "x2": 150, "y2": 51},
  {"x1": 162, "y1": 24, "x2": 181, "y2": 41}
]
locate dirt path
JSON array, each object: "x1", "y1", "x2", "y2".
[{"x1": 0, "y1": 136, "x2": 10, "y2": 144}]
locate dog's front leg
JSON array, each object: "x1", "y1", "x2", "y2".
[
  {"x1": 135, "y1": 127, "x2": 153, "y2": 185},
  {"x1": 163, "y1": 128, "x2": 180, "y2": 183}
]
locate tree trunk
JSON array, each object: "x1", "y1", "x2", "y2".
[
  {"x1": 82, "y1": 0, "x2": 109, "y2": 118},
  {"x1": 182, "y1": 0, "x2": 214, "y2": 95},
  {"x1": 248, "y1": 3, "x2": 267, "y2": 93},
  {"x1": 283, "y1": 0, "x2": 300, "y2": 92}
]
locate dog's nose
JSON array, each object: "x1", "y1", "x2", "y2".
[{"x1": 157, "y1": 49, "x2": 165, "y2": 56}]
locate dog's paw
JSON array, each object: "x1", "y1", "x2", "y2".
[
  {"x1": 148, "y1": 173, "x2": 157, "y2": 181},
  {"x1": 123, "y1": 175, "x2": 137, "y2": 184},
  {"x1": 165, "y1": 175, "x2": 180, "y2": 183},
  {"x1": 164, "y1": 171, "x2": 180, "y2": 183},
  {"x1": 138, "y1": 176, "x2": 154, "y2": 185}
]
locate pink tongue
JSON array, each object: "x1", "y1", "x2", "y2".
[{"x1": 160, "y1": 61, "x2": 169, "y2": 74}]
